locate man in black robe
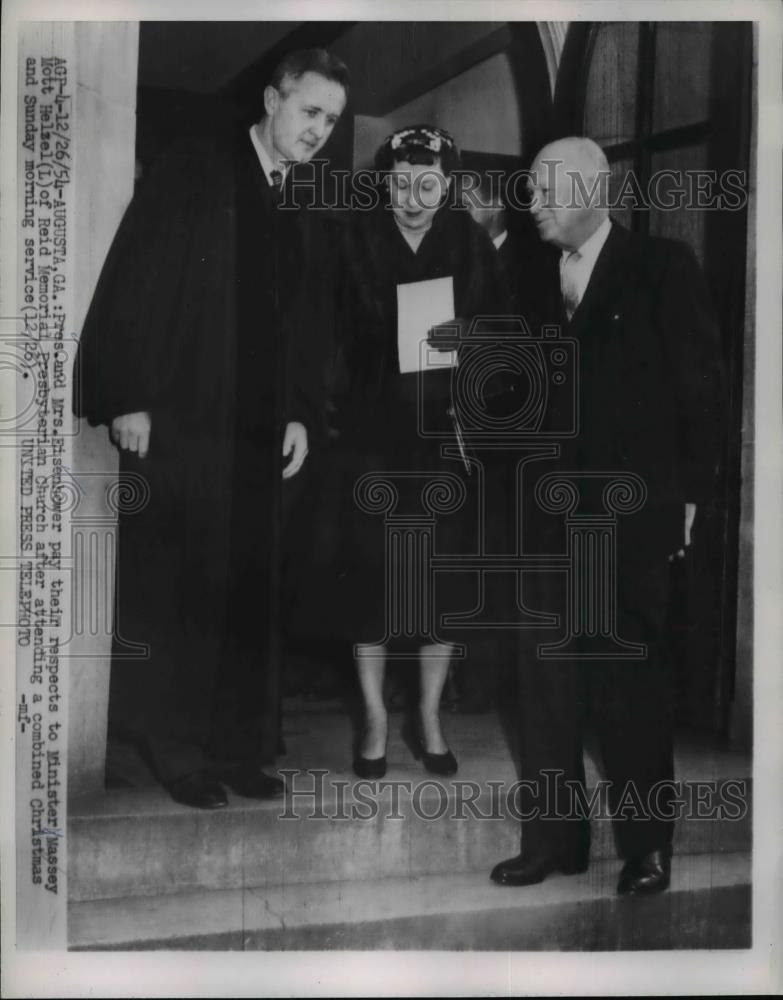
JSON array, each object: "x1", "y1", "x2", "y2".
[
  {"x1": 490, "y1": 137, "x2": 725, "y2": 894},
  {"x1": 74, "y1": 49, "x2": 349, "y2": 808}
]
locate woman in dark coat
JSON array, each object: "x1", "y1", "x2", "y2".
[{"x1": 335, "y1": 125, "x2": 509, "y2": 779}]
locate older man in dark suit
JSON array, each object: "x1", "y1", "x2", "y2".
[{"x1": 490, "y1": 137, "x2": 725, "y2": 894}]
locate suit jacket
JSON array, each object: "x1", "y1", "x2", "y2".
[
  {"x1": 523, "y1": 223, "x2": 725, "y2": 545},
  {"x1": 496, "y1": 230, "x2": 534, "y2": 318}
]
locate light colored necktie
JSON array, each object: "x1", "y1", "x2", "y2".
[{"x1": 560, "y1": 250, "x2": 582, "y2": 320}]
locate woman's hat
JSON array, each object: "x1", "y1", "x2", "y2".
[{"x1": 383, "y1": 124, "x2": 456, "y2": 156}]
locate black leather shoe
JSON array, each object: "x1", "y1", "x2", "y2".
[
  {"x1": 353, "y1": 755, "x2": 387, "y2": 780},
  {"x1": 168, "y1": 772, "x2": 228, "y2": 810},
  {"x1": 219, "y1": 765, "x2": 285, "y2": 800},
  {"x1": 491, "y1": 848, "x2": 589, "y2": 887},
  {"x1": 617, "y1": 846, "x2": 672, "y2": 895}
]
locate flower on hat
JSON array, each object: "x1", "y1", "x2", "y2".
[{"x1": 388, "y1": 126, "x2": 453, "y2": 154}]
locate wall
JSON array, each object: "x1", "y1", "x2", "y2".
[
  {"x1": 331, "y1": 21, "x2": 503, "y2": 116},
  {"x1": 731, "y1": 27, "x2": 757, "y2": 750},
  {"x1": 69, "y1": 23, "x2": 139, "y2": 796},
  {"x1": 353, "y1": 52, "x2": 522, "y2": 168}
]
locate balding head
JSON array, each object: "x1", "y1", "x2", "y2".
[
  {"x1": 528, "y1": 136, "x2": 610, "y2": 251},
  {"x1": 538, "y1": 137, "x2": 610, "y2": 180}
]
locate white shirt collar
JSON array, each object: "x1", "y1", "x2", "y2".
[
  {"x1": 493, "y1": 230, "x2": 508, "y2": 251},
  {"x1": 248, "y1": 125, "x2": 288, "y2": 187},
  {"x1": 558, "y1": 218, "x2": 612, "y2": 316},
  {"x1": 562, "y1": 217, "x2": 612, "y2": 270}
]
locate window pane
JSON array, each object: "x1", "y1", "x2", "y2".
[
  {"x1": 652, "y1": 22, "x2": 713, "y2": 131},
  {"x1": 648, "y1": 144, "x2": 709, "y2": 268},
  {"x1": 583, "y1": 22, "x2": 639, "y2": 146},
  {"x1": 608, "y1": 158, "x2": 635, "y2": 231}
]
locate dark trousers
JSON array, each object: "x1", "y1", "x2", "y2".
[{"x1": 517, "y1": 509, "x2": 677, "y2": 860}]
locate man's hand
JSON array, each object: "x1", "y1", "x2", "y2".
[
  {"x1": 670, "y1": 502, "x2": 697, "y2": 560},
  {"x1": 427, "y1": 317, "x2": 467, "y2": 352},
  {"x1": 282, "y1": 421, "x2": 308, "y2": 479},
  {"x1": 110, "y1": 412, "x2": 151, "y2": 458}
]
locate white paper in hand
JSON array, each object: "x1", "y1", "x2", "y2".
[{"x1": 396, "y1": 276, "x2": 458, "y2": 374}]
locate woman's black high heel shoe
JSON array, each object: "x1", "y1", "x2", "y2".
[
  {"x1": 353, "y1": 722, "x2": 388, "y2": 779},
  {"x1": 353, "y1": 754, "x2": 387, "y2": 780},
  {"x1": 402, "y1": 719, "x2": 458, "y2": 776},
  {"x1": 420, "y1": 746, "x2": 458, "y2": 776}
]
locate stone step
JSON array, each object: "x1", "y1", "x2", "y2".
[
  {"x1": 68, "y1": 775, "x2": 751, "y2": 903},
  {"x1": 68, "y1": 713, "x2": 752, "y2": 903},
  {"x1": 69, "y1": 852, "x2": 751, "y2": 951}
]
